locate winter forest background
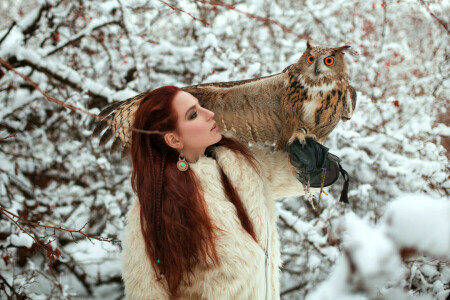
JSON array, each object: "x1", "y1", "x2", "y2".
[{"x1": 0, "y1": 0, "x2": 449, "y2": 299}]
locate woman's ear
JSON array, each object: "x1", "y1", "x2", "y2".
[{"x1": 164, "y1": 132, "x2": 183, "y2": 150}]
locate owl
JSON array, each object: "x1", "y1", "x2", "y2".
[
  {"x1": 277, "y1": 41, "x2": 356, "y2": 149},
  {"x1": 93, "y1": 41, "x2": 356, "y2": 156}
]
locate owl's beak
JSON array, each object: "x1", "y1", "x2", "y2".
[{"x1": 314, "y1": 62, "x2": 320, "y2": 76}]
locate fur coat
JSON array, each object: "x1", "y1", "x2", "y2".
[{"x1": 122, "y1": 146, "x2": 305, "y2": 299}]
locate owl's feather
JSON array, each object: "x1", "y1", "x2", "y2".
[
  {"x1": 183, "y1": 72, "x2": 289, "y2": 145},
  {"x1": 93, "y1": 42, "x2": 357, "y2": 156}
]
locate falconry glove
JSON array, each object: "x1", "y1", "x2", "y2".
[{"x1": 287, "y1": 138, "x2": 350, "y2": 204}]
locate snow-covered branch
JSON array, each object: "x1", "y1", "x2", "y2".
[{"x1": 307, "y1": 196, "x2": 450, "y2": 300}]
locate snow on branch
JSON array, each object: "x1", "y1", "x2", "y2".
[
  {"x1": 0, "y1": 59, "x2": 162, "y2": 136},
  {"x1": 307, "y1": 195, "x2": 450, "y2": 300},
  {"x1": 0, "y1": 58, "x2": 102, "y2": 120},
  {"x1": 158, "y1": 0, "x2": 210, "y2": 25},
  {"x1": 418, "y1": 0, "x2": 449, "y2": 35},
  {"x1": 194, "y1": 0, "x2": 310, "y2": 40}
]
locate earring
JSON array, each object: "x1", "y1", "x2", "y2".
[{"x1": 177, "y1": 153, "x2": 189, "y2": 171}]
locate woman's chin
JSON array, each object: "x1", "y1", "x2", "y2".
[{"x1": 210, "y1": 132, "x2": 222, "y2": 145}]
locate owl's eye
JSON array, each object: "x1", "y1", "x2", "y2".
[
  {"x1": 324, "y1": 56, "x2": 335, "y2": 66},
  {"x1": 307, "y1": 55, "x2": 314, "y2": 64}
]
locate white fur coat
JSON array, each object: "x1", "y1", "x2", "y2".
[{"x1": 122, "y1": 146, "x2": 305, "y2": 299}]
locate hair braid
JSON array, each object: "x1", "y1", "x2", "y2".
[{"x1": 157, "y1": 152, "x2": 166, "y2": 239}]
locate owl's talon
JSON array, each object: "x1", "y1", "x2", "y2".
[{"x1": 308, "y1": 134, "x2": 318, "y2": 142}]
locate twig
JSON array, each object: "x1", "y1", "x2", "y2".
[
  {"x1": 117, "y1": 0, "x2": 140, "y2": 80},
  {"x1": 280, "y1": 281, "x2": 308, "y2": 297},
  {"x1": 23, "y1": 3, "x2": 51, "y2": 37},
  {"x1": 45, "y1": 21, "x2": 121, "y2": 57},
  {"x1": 0, "y1": 274, "x2": 27, "y2": 299},
  {"x1": 0, "y1": 207, "x2": 121, "y2": 245},
  {"x1": 0, "y1": 133, "x2": 16, "y2": 141},
  {"x1": 0, "y1": 206, "x2": 49, "y2": 252},
  {"x1": 0, "y1": 58, "x2": 100, "y2": 119},
  {"x1": 0, "y1": 21, "x2": 16, "y2": 45},
  {"x1": 158, "y1": 0, "x2": 210, "y2": 25},
  {"x1": 194, "y1": 0, "x2": 310, "y2": 40},
  {"x1": 0, "y1": 58, "x2": 164, "y2": 136},
  {"x1": 418, "y1": 0, "x2": 449, "y2": 35}
]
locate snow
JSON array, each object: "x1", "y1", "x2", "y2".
[
  {"x1": 307, "y1": 196, "x2": 450, "y2": 300},
  {"x1": 382, "y1": 195, "x2": 450, "y2": 260},
  {"x1": 9, "y1": 232, "x2": 34, "y2": 248},
  {"x1": 0, "y1": 0, "x2": 448, "y2": 299}
]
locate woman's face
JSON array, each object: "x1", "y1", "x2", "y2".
[{"x1": 170, "y1": 91, "x2": 222, "y2": 159}]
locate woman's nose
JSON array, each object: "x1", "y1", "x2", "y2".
[{"x1": 205, "y1": 108, "x2": 214, "y2": 120}]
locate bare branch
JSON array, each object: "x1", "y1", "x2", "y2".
[
  {"x1": 194, "y1": 0, "x2": 310, "y2": 40},
  {"x1": 0, "y1": 58, "x2": 163, "y2": 136},
  {"x1": 0, "y1": 207, "x2": 121, "y2": 245},
  {"x1": 158, "y1": 0, "x2": 210, "y2": 25},
  {"x1": 418, "y1": 0, "x2": 449, "y2": 35},
  {"x1": 45, "y1": 20, "x2": 121, "y2": 57},
  {"x1": 0, "y1": 21, "x2": 16, "y2": 45},
  {"x1": 0, "y1": 58, "x2": 100, "y2": 119},
  {"x1": 0, "y1": 133, "x2": 16, "y2": 141}
]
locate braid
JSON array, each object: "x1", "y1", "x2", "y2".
[
  {"x1": 146, "y1": 136, "x2": 156, "y2": 200},
  {"x1": 145, "y1": 136, "x2": 159, "y2": 246},
  {"x1": 156, "y1": 152, "x2": 166, "y2": 238},
  {"x1": 146, "y1": 134, "x2": 166, "y2": 278}
]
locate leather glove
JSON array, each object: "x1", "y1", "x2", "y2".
[{"x1": 287, "y1": 138, "x2": 349, "y2": 203}]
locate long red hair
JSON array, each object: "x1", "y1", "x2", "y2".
[{"x1": 130, "y1": 86, "x2": 258, "y2": 297}]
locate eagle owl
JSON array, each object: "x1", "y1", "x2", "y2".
[{"x1": 93, "y1": 41, "x2": 356, "y2": 156}]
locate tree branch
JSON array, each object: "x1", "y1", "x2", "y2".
[
  {"x1": 158, "y1": 0, "x2": 210, "y2": 25},
  {"x1": 45, "y1": 20, "x2": 121, "y2": 57},
  {"x1": 0, "y1": 21, "x2": 16, "y2": 45},
  {"x1": 418, "y1": 0, "x2": 449, "y2": 35},
  {"x1": 194, "y1": 0, "x2": 310, "y2": 40},
  {"x1": 0, "y1": 207, "x2": 121, "y2": 246}
]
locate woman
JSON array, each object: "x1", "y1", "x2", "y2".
[{"x1": 122, "y1": 85, "x2": 305, "y2": 299}]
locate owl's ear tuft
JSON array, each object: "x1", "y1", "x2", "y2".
[
  {"x1": 306, "y1": 40, "x2": 313, "y2": 49},
  {"x1": 333, "y1": 45, "x2": 351, "y2": 53}
]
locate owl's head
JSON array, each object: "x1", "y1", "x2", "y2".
[{"x1": 295, "y1": 41, "x2": 351, "y2": 83}]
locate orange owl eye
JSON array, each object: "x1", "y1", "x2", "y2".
[
  {"x1": 307, "y1": 55, "x2": 314, "y2": 64},
  {"x1": 324, "y1": 56, "x2": 335, "y2": 66}
]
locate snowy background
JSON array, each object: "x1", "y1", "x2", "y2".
[{"x1": 0, "y1": 0, "x2": 449, "y2": 299}]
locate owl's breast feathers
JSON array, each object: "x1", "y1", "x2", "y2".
[{"x1": 281, "y1": 72, "x2": 353, "y2": 143}]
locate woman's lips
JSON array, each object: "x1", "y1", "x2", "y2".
[{"x1": 211, "y1": 123, "x2": 217, "y2": 131}]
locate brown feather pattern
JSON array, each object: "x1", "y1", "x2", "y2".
[{"x1": 92, "y1": 42, "x2": 356, "y2": 155}]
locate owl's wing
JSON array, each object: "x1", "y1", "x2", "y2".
[
  {"x1": 92, "y1": 72, "x2": 289, "y2": 155},
  {"x1": 183, "y1": 72, "x2": 288, "y2": 145},
  {"x1": 341, "y1": 85, "x2": 357, "y2": 121},
  {"x1": 92, "y1": 91, "x2": 147, "y2": 157}
]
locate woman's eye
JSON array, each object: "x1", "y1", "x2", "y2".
[{"x1": 189, "y1": 111, "x2": 197, "y2": 119}]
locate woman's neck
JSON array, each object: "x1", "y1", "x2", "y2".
[{"x1": 183, "y1": 147, "x2": 206, "y2": 163}]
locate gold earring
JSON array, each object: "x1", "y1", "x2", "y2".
[{"x1": 177, "y1": 152, "x2": 189, "y2": 171}]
